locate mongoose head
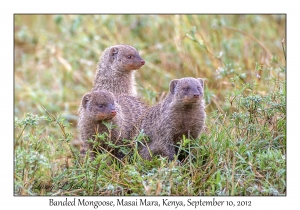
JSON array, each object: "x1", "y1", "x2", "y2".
[
  {"x1": 81, "y1": 91, "x2": 117, "y2": 121},
  {"x1": 169, "y1": 77, "x2": 204, "y2": 105},
  {"x1": 108, "y1": 44, "x2": 145, "y2": 72}
]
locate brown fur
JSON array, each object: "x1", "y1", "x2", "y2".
[
  {"x1": 92, "y1": 44, "x2": 145, "y2": 96},
  {"x1": 78, "y1": 90, "x2": 148, "y2": 159},
  {"x1": 136, "y1": 77, "x2": 206, "y2": 160}
]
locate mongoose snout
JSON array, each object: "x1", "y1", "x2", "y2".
[
  {"x1": 183, "y1": 95, "x2": 200, "y2": 104},
  {"x1": 123, "y1": 55, "x2": 145, "y2": 70},
  {"x1": 110, "y1": 109, "x2": 117, "y2": 116},
  {"x1": 193, "y1": 93, "x2": 200, "y2": 98}
]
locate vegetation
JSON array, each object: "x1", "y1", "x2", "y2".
[{"x1": 14, "y1": 14, "x2": 286, "y2": 195}]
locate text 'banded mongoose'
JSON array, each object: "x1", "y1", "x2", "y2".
[
  {"x1": 92, "y1": 44, "x2": 145, "y2": 96},
  {"x1": 78, "y1": 90, "x2": 148, "y2": 159},
  {"x1": 136, "y1": 77, "x2": 206, "y2": 160}
]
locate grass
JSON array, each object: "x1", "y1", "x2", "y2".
[{"x1": 14, "y1": 14, "x2": 286, "y2": 196}]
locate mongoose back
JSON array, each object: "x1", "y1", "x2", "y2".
[
  {"x1": 78, "y1": 90, "x2": 148, "y2": 159},
  {"x1": 92, "y1": 44, "x2": 145, "y2": 96},
  {"x1": 137, "y1": 77, "x2": 206, "y2": 160}
]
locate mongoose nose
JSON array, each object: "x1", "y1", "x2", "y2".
[
  {"x1": 111, "y1": 110, "x2": 117, "y2": 116},
  {"x1": 193, "y1": 94, "x2": 200, "y2": 98},
  {"x1": 141, "y1": 60, "x2": 145, "y2": 65}
]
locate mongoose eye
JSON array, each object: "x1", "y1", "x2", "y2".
[
  {"x1": 98, "y1": 104, "x2": 105, "y2": 108},
  {"x1": 127, "y1": 55, "x2": 132, "y2": 59},
  {"x1": 183, "y1": 87, "x2": 189, "y2": 91}
]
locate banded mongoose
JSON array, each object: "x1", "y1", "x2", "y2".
[
  {"x1": 78, "y1": 90, "x2": 148, "y2": 159},
  {"x1": 137, "y1": 77, "x2": 206, "y2": 160},
  {"x1": 92, "y1": 44, "x2": 145, "y2": 96}
]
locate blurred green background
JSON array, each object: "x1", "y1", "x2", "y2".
[{"x1": 14, "y1": 14, "x2": 286, "y2": 138}]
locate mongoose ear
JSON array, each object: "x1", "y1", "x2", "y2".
[
  {"x1": 109, "y1": 47, "x2": 118, "y2": 61},
  {"x1": 197, "y1": 78, "x2": 204, "y2": 89},
  {"x1": 82, "y1": 93, "x2": 91, "y2": 109},
  {"x1": 169, "y1": 79, "x2": 179, "y2": 94}
]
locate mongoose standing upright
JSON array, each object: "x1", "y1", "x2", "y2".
[
  {"x1": 136, "y1": 77, "x2": 206, "y2": 160},
  {"x1": 78, "y1": 90, "x2": 148, "y2": 159},
  {"x1": 92, "y1": 44, "x2": 145, "y2": 96}
]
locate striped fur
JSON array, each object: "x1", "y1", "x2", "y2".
[
  {"x1": 92, "y1": 44, "x2": 145, "y2": 96},
  {"x1": 78, "y1": 90, "x2": 148, "y2": 159},
  {"x1": 136, "y1": 77, "x2": 206, "y2": 160}
]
